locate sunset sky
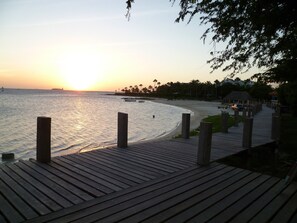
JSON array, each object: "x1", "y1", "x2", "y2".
[{"x1": 0, "y1": 0, "x2": 256, "y2": 91}]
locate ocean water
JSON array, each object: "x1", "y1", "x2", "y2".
[{"x1": 0, "y1": 89, "x2": 190, "y2": 162}]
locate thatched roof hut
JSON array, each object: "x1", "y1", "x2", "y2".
[{"x1": 223, "y1": 91, "x2": 252, "y2": 103}]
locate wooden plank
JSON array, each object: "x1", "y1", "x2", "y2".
[
  {"x1": 249, "y1": 182, "x2": 297, "y2": 223},
  {"x1": 0, "y1": 168, "x2": 51, "y2": 215},
  {"x1": 208, "y1": 177, "x2": 280, "y2": 223},
  {"x1": 23, "y1": 160, "x2": 93, "y2": 202},
  {"x1": 230, "y1": 180, "x2": 287, "y2": 223},
  {"x1": 63, "y1": 166, "x2": 238, "y2": 222},
  {"x1": 118, "y1": 168, "x2": 248, "y2": 223},
  {"x1": 26, "y1": 165, "x2": 219, "y2": 222},
  {"x1": 188, "y1": 174, "x2": 270, "y2": 222},
  {"x1": 0, "y1": 165, "x2": 62, "y2": 212},
  {"x1": 271, "y1": 182, "x2": 297, "y2": 223},
  {"x1": 111, "y1": 146, "x2": 190, "y2": 169},
  {"x1": 131, "y1": 143, "x2": 196, "y2": 165},
  {"x1": 289, "y1": 212, "x2": 297, "y2": 223},
  {"x1": 133, "y1": 140, "x2": 196, "y2": 157},
  {"x1": 53, "y1": 157, "x2": 125, "y2": 191},
  {"x1": 58, "y1": 156, "x2": 134, "y2": 188},
  {"x1": 83, "y1": 153, "x2": 165, "y2": 181},
  {"x1": 65, "y1": 154, "x2": 148, "y2": 184},
  {"x1": 126, "y1": 141, "x2": 197, "y2": 163},
  {"x1": 77, "y1": 152, "x2": 157, "y2": 180},
  {"x1": 166, "y1": 172, "x2": 261, "y2": 222},
  {"x1": 4, "y1": 163, "x2": 72, "y2": 209},
  {"x1": 141, "y1": 169, "x2": 251, "y2": 223},
  {"x1": 15, "y1": 161, "x2": 83, "y2": 205},
  {"x1": 0, "y1": 177, "x2": 38, "y2": 219},
  {"x1": 83, "y1": 150, "x2": 169, "y2": 176},
  {"x1": 98, "y1": 149, "x2": 179, "y2": 173},
  {"x1": 0, "y1": 213, "x2": 7, "y2": 223},
  {"x1": 30, "y1": 160, "x2": 105, "y2": 197},
  {"x1": 0, "y1": 193, "x2": 24, "y2": 223},
  {"x1": 148, "y1": 140, "x2": 198, "y2": 155}
]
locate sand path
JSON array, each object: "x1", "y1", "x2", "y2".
[{"x1": 152, "y1": 99, "x2": 222, "y2": 140}]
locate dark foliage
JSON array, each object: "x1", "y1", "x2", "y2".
[
  {"x1": 125, "y1": 0, "x2": 297, "y2": 113},
  {"x1": 172, "y1": 0, "x2": 297, "y2": 82}
]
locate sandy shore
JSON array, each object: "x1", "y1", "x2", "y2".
[{"x1": 152, "y1": 99, "x2": 222, "y2": 140}]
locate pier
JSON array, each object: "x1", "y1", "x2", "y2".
[{"x1": 1, "y1": 106, "x2": 296, "y2": 222}]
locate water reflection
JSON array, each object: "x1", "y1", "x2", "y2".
[{"x1": 0, "y1": 90, "x2": 190, "y2": 161}]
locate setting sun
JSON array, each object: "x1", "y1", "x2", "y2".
[{"x1": 57, "y1": 51, "x2": 103, "y2": 90}]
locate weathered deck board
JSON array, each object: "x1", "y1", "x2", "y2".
[
  {"x1": 3, "y1": 163, "x2": 73, "y2": 209},
  {"x1": 0, "y1": 165, "x2": 63, "y2": 212},
  {"x1": 26, "y1": 165, "x2": 208, "y2": 222},
  {"x1": 0, "y1": 193, "x2": 25, "y2": 222},
  {"x1": 1, "y1": 105, "x2": 295, "y2": 222},
  {"x1": 70, "y1": 152, "x2": 155, "y2": 181},
  {"x1": 26, "y1": 164, "x2": 297, "y2": 223},
  {"x1": 0, "y1": 168, "x2": 51, "y2": 215}
]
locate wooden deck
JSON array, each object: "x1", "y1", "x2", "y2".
[{"x1": 1, "y1": 105, "x2": 296, "y2": 222}]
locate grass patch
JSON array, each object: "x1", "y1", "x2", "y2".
[
  {"x1": 175, "y1": 113, "x2": 243, "y2": 138},
  {"x1": 202, "y1": 114, "x2": 243, "y2": 133}
]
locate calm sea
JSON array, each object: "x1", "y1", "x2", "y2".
[{"x1": 0, "y1": 89, "x2": 190, "y2": 162}]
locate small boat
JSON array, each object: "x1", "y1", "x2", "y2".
[
  {"x1": 52, "y1": 88, "x2": 64, "y2": 91},
  {"x1": 124, "y1": 98, "x2": 136, "y2": 102}
]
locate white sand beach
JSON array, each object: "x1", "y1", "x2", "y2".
[{"x1": 153, "y1": 99, "x2": 223, "y2": 139}]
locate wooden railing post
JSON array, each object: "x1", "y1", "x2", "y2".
[
  {"x1": 182, "y1": 113, "x2": 191, "y2": 139},
  {"x1": 242, "y1": 117, "x2": 253, "y2": 148},
  {"x1": 36, "y1": 117, "x2": 51, "y2": 163},
  {"x1": 248, "y1": 107, "x2": 252, "y2": 117},
  {"x1": 117, "y1": 112, "x2": 128, "y2": 148},
  {"x1": 197, "y1": 122, "x2": 213, "y2": 165},
  {"x1": 221, "y1": 112, "x2": 229, "y2": 133},
  {"x1": 242, "y1": 108, "x2": 246, "y2": 120},
  {"x1": 252, "y1": 105, "x2": 257, "y2": 116},
  {"x1": 271, "y1": 115, "x2": 280, "y2": 140},
  {"x1": 234, "y1": 110, "x2": 239, "y2": 127}
]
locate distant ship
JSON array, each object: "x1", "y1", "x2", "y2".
[
  {"x1": 52, "y1": 88, "x2": 64, "y2": 91},
  {"x1": 1, "y1": 87, "x2": 3, "y2": 92}
]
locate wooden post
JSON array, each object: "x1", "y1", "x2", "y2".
[
  {"x1": 117, "y1": 112, "x2": 128, "y2": 148},
  {"x1": 242, "y1": 108, "x2": 246, "y2": 120},
  {"x1": 197, "y1": 122, "x2": 213, "y2": 165},
  {"x1": 248, "y1": 107, "x2": 252, "y2": 117},
  {"x1": 36, "y1": 117, "x2": 51, "y2": 163},
  {"x1": 271, "y1": 115, "x2": 280, "y2": 140},
  {"x1": 252, "y1": 105, "x2": 257, "y2": 116},
  {"x1": 182, "y1": 113, "x2": 191, "y2": 139},
  {"x1": 234, "y1": 110, "x2": 239, "y2": 127},
  {"x1": 221, "y1": 112, "x2": 229, "y2": 133},
  {"x1": 242, "y1": 118, "x2": 253, "y2": 148}
]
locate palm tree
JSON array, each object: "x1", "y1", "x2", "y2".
[
  {"x1": 148, "y1": 85, "x2": 153, "y2": 93},
  {"x1": 153, "y1": 79, "x2": 157, "y2": 87},
  {"x1": 142, "y1": 87, "x2": 148, "y2": 94},
  {"x1": 134, "y1": 85, "x2": 139, "y2": 93},
  {"x1": 156, "y1": 81, "x2": 161, "y2": 92}
]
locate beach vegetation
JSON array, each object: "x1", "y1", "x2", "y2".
[
  {"x1": 175, "y1": 113, "x2": 243, "y2": 138},
  {"x1": 119, "y1": 78, "x2": 274, "y2": 101}
]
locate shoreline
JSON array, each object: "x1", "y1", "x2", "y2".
[{"x1": 132, "y1": 99, "x2": 222, "y2": 142}]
